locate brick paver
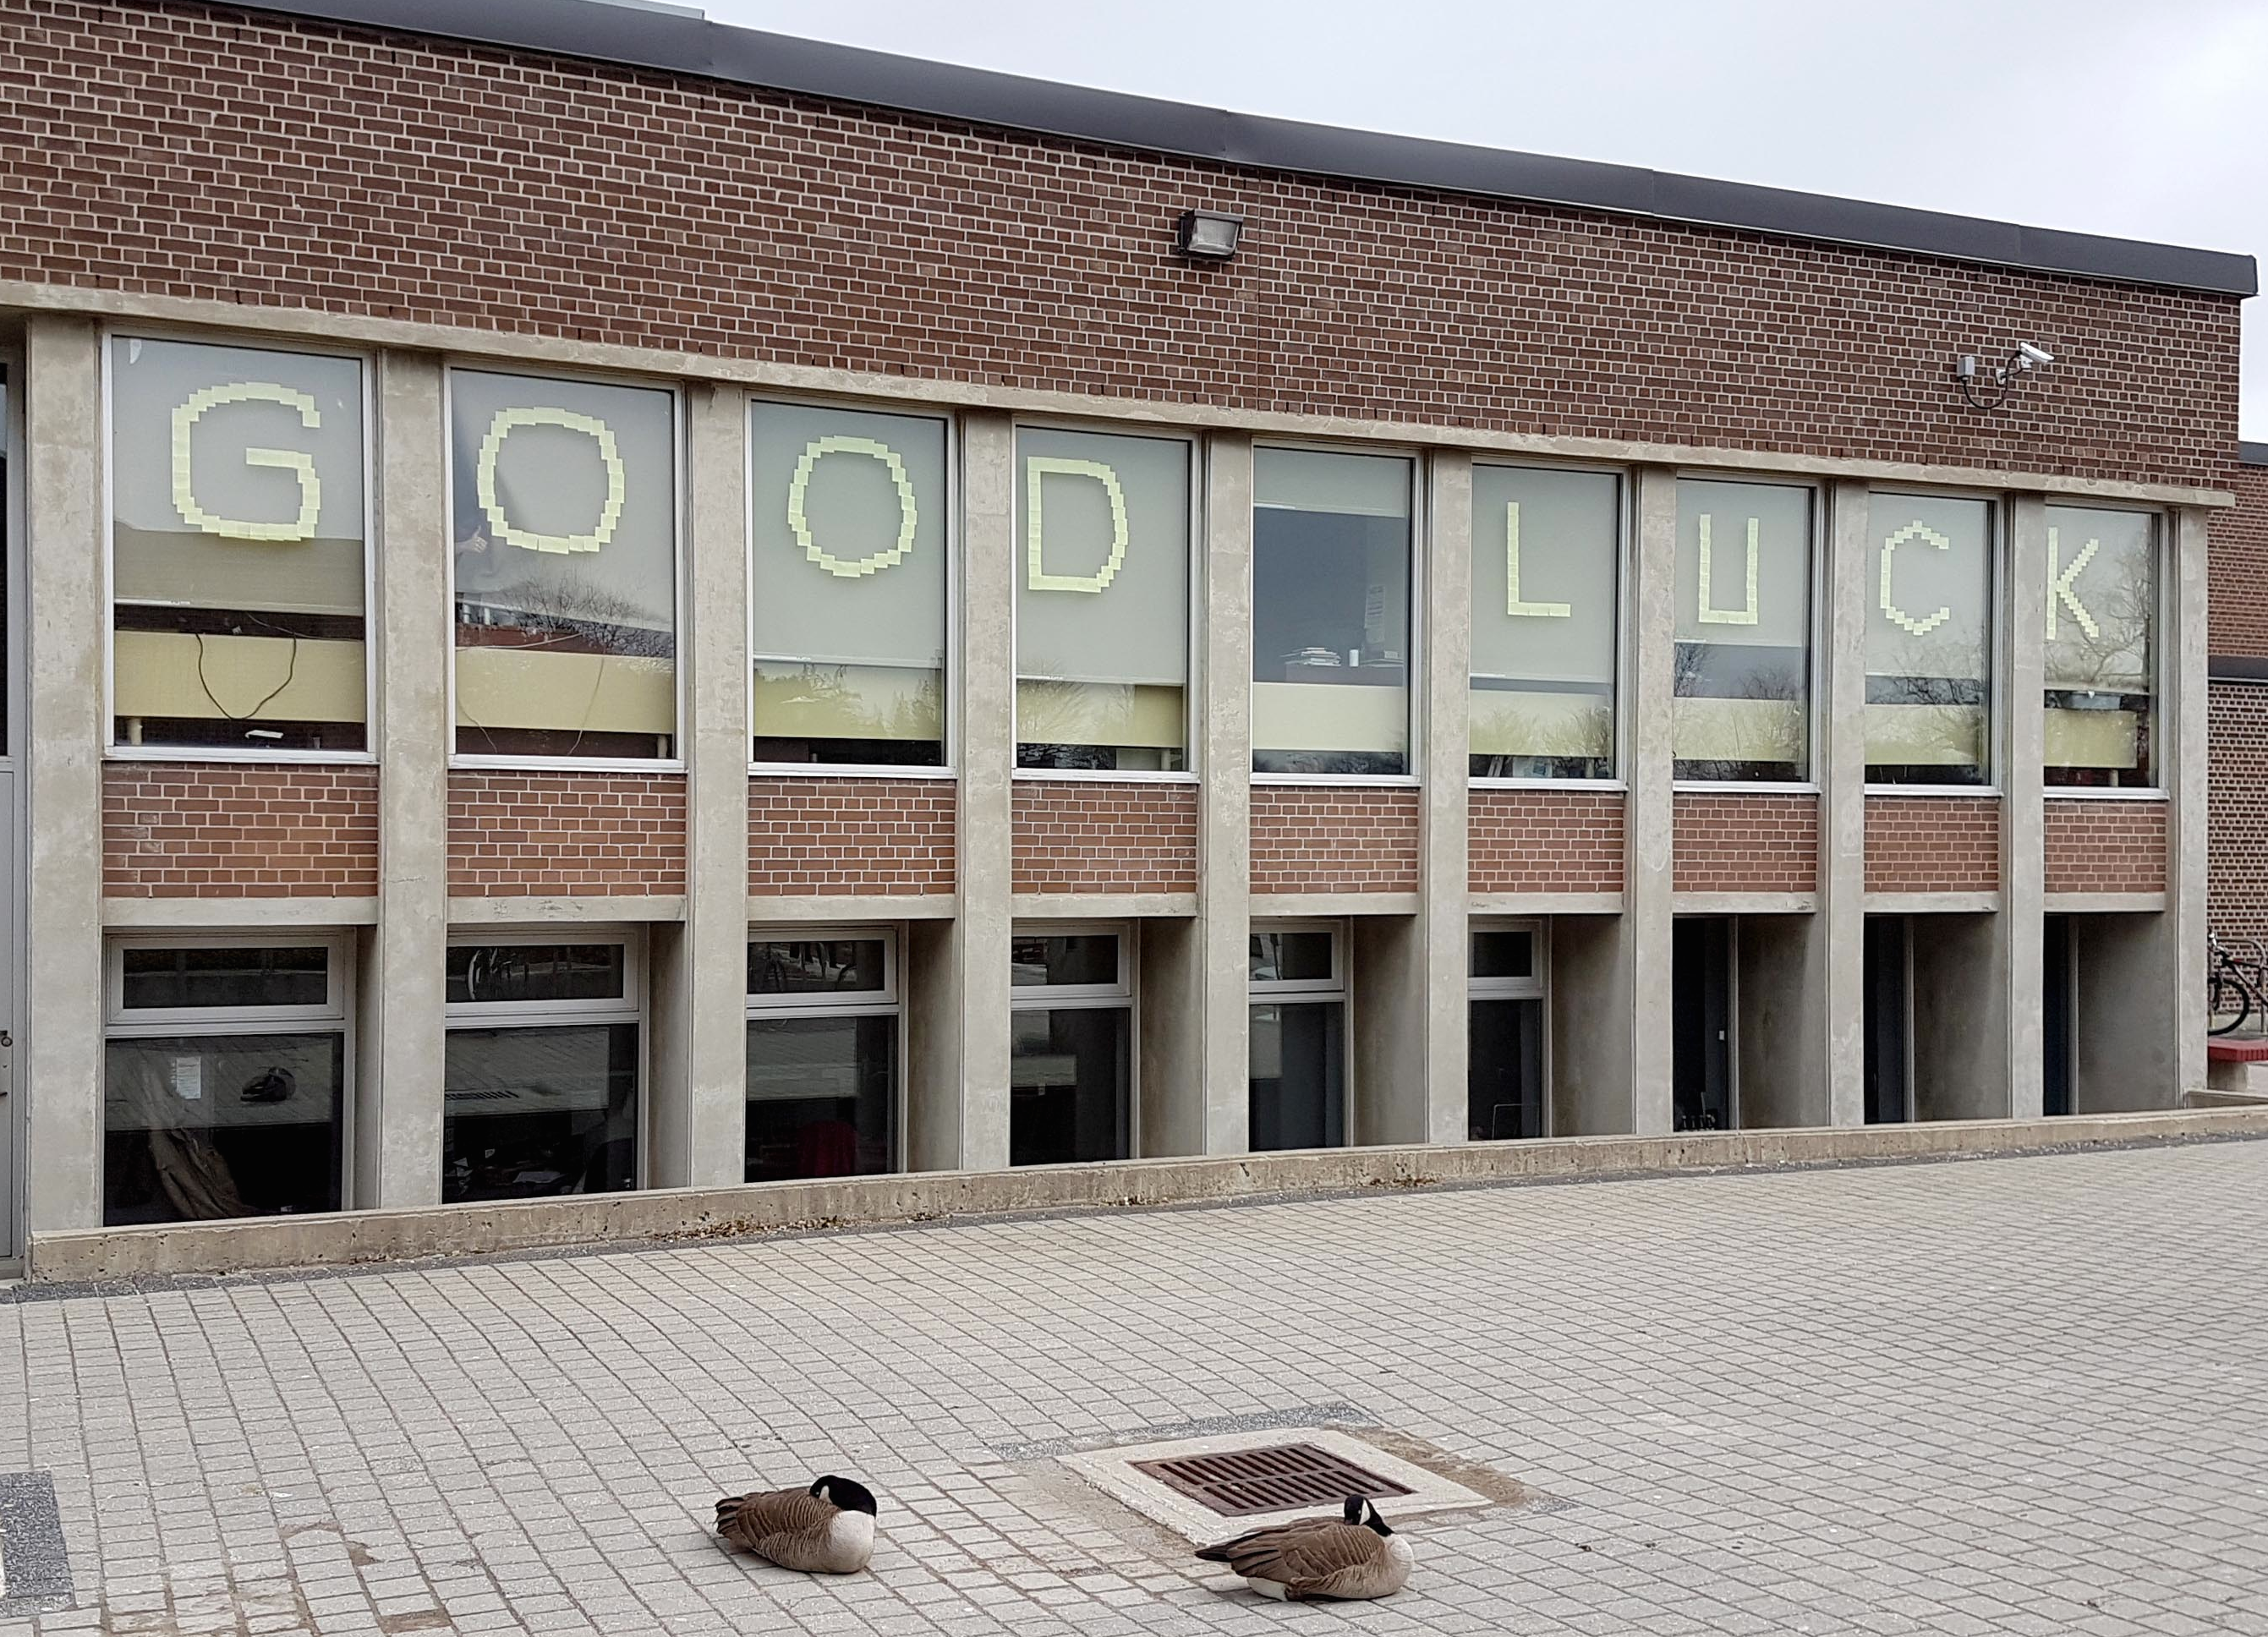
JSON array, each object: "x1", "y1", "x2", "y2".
[{"x1": 6, "y1": 1141, "x2": 2268, "y2": 1635}]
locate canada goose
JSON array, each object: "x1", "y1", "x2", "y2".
[
  {"x1": 1195, "y1": 1495, "x2": 1413, "y2": 1601},
  {"x1": 714, "y1": 1475, "x2": 878, "y2": 1574}
]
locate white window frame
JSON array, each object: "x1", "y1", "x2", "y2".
[
  {"x1": 443, "y1": 362, "x2": 690, "y2": 773},
  {"x1": 1466, "y1": 457, "x2": 1630, "y2": 791},
  {"x1": 745, "y1": 394, "x2": 959, "y2": 779},
  {"x1": 2039, "y1": 499, "x2": 2170, "y2": 800},
  {"x1": 443, "y1": 928, "x2": 646, "y2": 1029},
  {"x1": 1467, "y1": 917, "x2": 1552, "y2": 1140},
  {"x1": 1246, "y1": 919, "x2": 1348, "y2": 1000},
  {"x1": 101, "y1": 326, "x2": 380, "y2": 766},
  {"x1": 102, "y1": 930, "x2": 359, "y2": 1209},
  {"x1": 744, "y1": 925, "x2": 906, "y2": 1174},
  {"x1": 1009, "y1": 920, "x2": 1138, "y2": 1157},
  {"x1": 1669, "y1": 470, "x2": 1824, "y2": 794},
  {"x1": 1862, "y1": 485, "x2": 2003, "y2": 797},
  {"x1": 1249, "y1": 440, "x2": 1423, "y2": 788},
  {"x1": 1010, "y1": 417, "x2": 1201, "y2": 783}
]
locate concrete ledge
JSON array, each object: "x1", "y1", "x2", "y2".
[
  {"x1": 447, "y1": 895, "x2": 686, "y2": 924},
  {"x1": 104, "y1": 896, "x2": 380, "y2": 928},
  {"x1": 25, "y1": 1108, "x2": 2268, "y2": 1284}
]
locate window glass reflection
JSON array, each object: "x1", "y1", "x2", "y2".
[
  {"x1": 1470, "y1": 464, "x2": 1618, "y2": 780},
  {"x1": 1468, "y1": 998, "x2": 1544, "y2": 1140},
  {"x1": 1010, "y1": 1007, "x2": 1130, "y2": 1164},
  {"x1": 104, "y1": 1032, "x2": 344, "y2": 1224},
  {"x1": 1866, "y1": 496, "x2": 1992, "y2": 785},
  {"x1": 2043, "y1": 506, "x2": 2157, "y2": 790},
  {"x1": 442, "y1": 1023, "x2": 638, "y2": 1201},
  {"x1": 1248, "y1": 1001, "x2": 1345, "y2": 1151},
  {"x1": 122, "y1": 945, "x2": 328, "y2": 1011},
  {"x1": 746, "y1": 1015, "x2": 895, "y2": 1180},
  {"x1": 1674, "y1": 480, "x2": 1812, "y2": 782}
]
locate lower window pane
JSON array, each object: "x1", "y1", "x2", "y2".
[
  {"x1": 746, "y1": 1015, "x2": 896, "y2": 1181},
  {"x1": 1248, "y1": 1001, "x2": 1345, "y2": 1151},
  {"x1": 1468, "y1": 998, "x2": 1544, "y2": 1141},
  {"x1": 1010, "y1": 1007, "x2": 1131, "y2": 1164},
  {"x1": 444, "y1": 1024, "x2": 638, "y2": 1202},
  {"x1": 104, "y1": 1032, "x2": 344, "y2": 1225}
]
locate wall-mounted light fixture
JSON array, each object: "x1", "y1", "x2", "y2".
[
  {"x1": 1953, "y1": 341, "x2": 2056, "y2": 412},
  {"x1": 1175, "y1": 209, "x2": 1245, "y2": 261}
]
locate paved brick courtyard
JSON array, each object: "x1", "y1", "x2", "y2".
[{"x1": 5, "y1": 1139, "x2": 2268, "y2": 1636}]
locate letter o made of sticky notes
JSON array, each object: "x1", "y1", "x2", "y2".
[
  {"x1": 478, "y1": 406, "x2": 626, "y2": 556},
  {"x1": 789, "y1": 435, "x2": 918, "y2": 578},
  {"x1": 171, "y1": 381, "x2": 323, "y2": 543}
]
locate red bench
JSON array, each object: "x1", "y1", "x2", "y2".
[{"x1": 2207, "y1": 1037, "x2": 2268, "y2": 1063}]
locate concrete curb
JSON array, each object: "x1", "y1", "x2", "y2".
[{"x1": 27, "y1": 1106, "x2": 2268, "y2": 1283}]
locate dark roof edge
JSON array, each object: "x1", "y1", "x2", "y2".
[
  {"x1": 2242, "y1": 441, "x2": 2268, "y2": 467},
  {"x1": 225, "y1": 0, "x2": 2257, "y2": 298}
]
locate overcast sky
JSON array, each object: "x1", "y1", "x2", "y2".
[{"x1": 694, "y1": 0, "x2": 2268, "y2": 441}]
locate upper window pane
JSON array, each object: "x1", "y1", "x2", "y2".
[
  {"x1": 1016, "y1": 427, "x2": 1190, "y2": 771},
  {"x1": 446, "y1": 944, "x2": 627, "y2": 1007},
  {"x1": 748, "y1": 939, "x2": 888, "y2": 997},
  {"x1": 1674, "y1": 480, "x2": 1812, "y2": 782},
  {"x1": 1867, "y1": 496, "x2": 1992, "y2": 786},
  {"x1": 750, "y1": 402, "x2": 947, "y2": 766},
  {"x1": 108, "y1": 337, "x2": 367, "y2": 753},
  {"x1": 1011, "y1": 933, "x2": 1120, "y2": 988},
  {"x1": 122, "y1": 945, "x2": 328, "y2": 1011},
  {"x1": 451, "y1": 370, "x2": 678, "y2": 760},
  {"x1": 2044, "y1": 506, "x2": 2158, "y2": 789},
  {"x1": 1252, "y1": 449, "x2": 1412, "y2": 776},
  {"x1": 1470, "y1": 928, "x2": 1535, "y2": 982},
  {"x1": 1248, "y1": 930, "x2": 1335, "y2": 985},
  {"x1": 1470, "y1": 465, "x2": 1618, "y2": 780}
]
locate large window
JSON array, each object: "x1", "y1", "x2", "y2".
[
  {"x1": 450, "y1": 370, "x2": 679, "y2": 760},
  {"x1": 1010, "y1": 928, "x2": 1132, "y2": 1164},
  {"x1": 1674, "y1": 479, "x2": 1812, "y2": 782},
  {"x1": 1468, "y1": 923, "x2": 1546, "y2": 1141},
  {"x1": 750, "y1": 402, "x2": 948, "y2": 766},
  {"x1": 1867, "y1": 495, "x2": 1993, "y2": 786},
  {"x1": 1252, "y1": 449, "x2": 1412, "y2": 776},
  {"x1": 1248, "y1": 924, "x2": 1346, "y2": 1151},
  {"x1": 102, "y1": 936, "x2": 351, "y2": 1225},
  {"x1": 108, "y1": 335, "x2": 368, "y2": 753},
  {"x1": 1471, "y1": 464, "x2": 1619, "y2": 780},
  {"x1": 2043, "y1": 506, "x2": 2158, "y2": 790},
  {"x1": 1016, "y1": 427, "x2": 1190, "y2": 770},
  {"x1": 443, "y1": 937, "x2": 642, "y2": 1201},
  {"x1": 746, "y1": 933, "x2": 899, "y2": 1181}
]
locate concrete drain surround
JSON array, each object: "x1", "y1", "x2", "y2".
[{"x1": 1065, "y1": 1429, "x2": 1493, "y2": 1543}]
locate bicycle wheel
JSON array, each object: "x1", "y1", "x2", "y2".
[{"x1": 2210, "y1": 966, "x2": 2254, "y2": 1036}]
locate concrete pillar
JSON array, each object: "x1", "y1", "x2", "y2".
[
  {"x1": 2002, "y1": 494, "x2": 2048, "y2": 1120},
  {"x1": 21, "y1": 316, "x2": 104, "y2": 1233},
  {"x1": 2167, "y1": 505, "x2": 2210, "y2": 1099},
  {"x1": 1198, "y1": 433, "x2": 1254, "y2": 1153},
  {"x1": 1624, "y1": 465, "x2": 1679, "y2": 1135},
  {"x1": 361, "y1": 350, "x2": 450, "y2": 1207},
  {"x1": 932, "y1": 410, "x2": 1015, "y2": 1170},
  {"x1": 1137, "y1": 915, "x2": 1203, "y2": 1156},
  {"x1": 1818, "y1": 479, "x2": 1869, "y2": 1125},
  {"x1": 1416, "y1": 451, "x2": 1472, "y2": 1146},
  {"x1": 649, "y1": 381, "x2": 750, "y2": 1188}
]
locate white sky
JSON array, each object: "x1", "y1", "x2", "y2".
[{"x1": 692, "y1": 0, "x2": 2268, "y2": 442}]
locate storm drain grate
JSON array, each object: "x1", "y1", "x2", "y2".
[{"x1": 1131, "y1": 1442, "x2": 1414, "y2": 1518}]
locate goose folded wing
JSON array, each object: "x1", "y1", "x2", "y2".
[
  {"x1": 718, "y1": 1487, "x2": 832, "y2": 1554},
  {"x1": 1204, "y1": 1519, "x2": 1372, "y2": 1590}
]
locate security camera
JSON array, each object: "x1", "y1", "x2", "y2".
[{"x1": 2014, "y1": 342, "x2": 2055, "y2": 368}]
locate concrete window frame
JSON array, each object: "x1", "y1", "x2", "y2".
[
  {"x1": 442, "y1": 361, "x2": 690, "y2": 774},
  {"x1": 743, "y1": 925, "x2": 906, "y2": 1180},
  {"x1": 745, "y1": 394, "x2": 959, "y2": 780},
  {"x1": 101, "y1": 929, "x2": 359, "y2": 1216},
  {"x1": 100, "y1": 326, "x2": 380, "y2": 767}
]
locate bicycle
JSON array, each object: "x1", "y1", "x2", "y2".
[{"x1": 2209, "y1": 933, "x2": 2261, "y2": 1037}]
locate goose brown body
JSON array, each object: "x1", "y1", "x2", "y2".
[
  {"x1": 715, "y1": 1476, "x2": 876, "y2": 1574},
  {"x1": 1195, "y1": 1498, "x2": 1413, "y2": 1601}
]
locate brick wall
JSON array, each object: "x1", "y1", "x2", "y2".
[
  {"x1": 2210, "y1": 463, "x2": 2268, "y2": 660},
  {"x1": 448, "y1": 771, "x2": 686, "y2": 896},
  {"x1": 1468, "y1": 789, "x2": 1624, "y2": 895},
  {"x1": 1674, "y1": 793, "x2": 1819, "y2": 894},
  {"x1": 0, "y1": 0, "x2": 2235, "y2": 487},
  {"x1": 1864, "y1": 796, "x2": 2001, "y2": 895},
  {"x1": 749, "y1": 777, "x2": 954, "y2": 897},
  {"x1": 103, "y1": 762, "x2": 378, "y2": 897},
  {"x1": 2043, "y1": 798, "x2": 2167, "y2": 896},
  {"x1": 1251, "y1": 786, "x2": 1420, "y2": 895},
  {"x1": 2210, "y1": 682, "x2": 2268, "y2": 941},
  {"x1": 1013, "y1": 780, "x2": 1197, "y2": 895}
]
